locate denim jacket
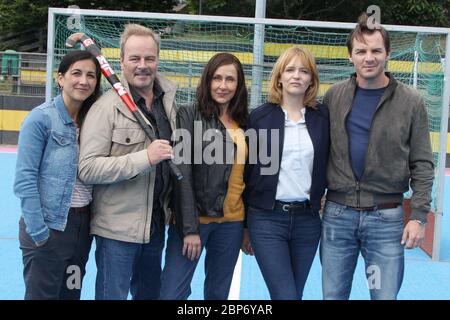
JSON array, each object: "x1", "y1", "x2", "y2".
[{"x1": 14, "y1": 95, "x2": 78, "y2": 244}]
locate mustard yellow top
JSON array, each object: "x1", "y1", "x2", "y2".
[{"x1": 200, "y1": 123, "x2": 247, "y2": 224}]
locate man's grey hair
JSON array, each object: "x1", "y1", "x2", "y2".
[{"x1": 120, "y1": 24, "x2": 161, "y2": 58}]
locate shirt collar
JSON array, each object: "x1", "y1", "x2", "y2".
[
  {"x1": 281, "y1": 107, "x2": 306, "y2": 125},
  {"x1": 129, "y1": 80, "x2": 165, "y2": 106},
  {"x1": 153, "y1": 80, "x2": 164, "y2": 100}
]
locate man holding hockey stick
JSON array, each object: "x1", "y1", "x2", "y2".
[{"x1": 76, "y1": 24, "x2": 178, "y2": 300}]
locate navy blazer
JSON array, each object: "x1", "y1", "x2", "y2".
[{"x1": 244, "y1": 102, "x2": 330, "y2": 213}]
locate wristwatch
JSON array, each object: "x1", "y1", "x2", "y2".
[{"x1": 412, "y1": 219, "x2": 427, "y2": 227}]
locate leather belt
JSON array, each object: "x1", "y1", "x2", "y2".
[
  {"x1": 275, "y1": 200, "x2": 310, "y2": 212},
  {"x1": 70, "y1": 205, "x2": 90, "y2": 214},
  {"x1": 349, "y1": 202, "x2": 400, "y2": 211}
]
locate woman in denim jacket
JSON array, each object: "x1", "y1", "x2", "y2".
[{"x1": 14, "y1": 50, "x2": 101, "y2": 299}]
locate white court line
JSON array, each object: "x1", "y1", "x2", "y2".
[{"x1": 228, "y1": 251, "x2": 243, "y2": 300}]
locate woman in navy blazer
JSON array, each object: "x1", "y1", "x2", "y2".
[{"x1": 242, "y1": 46, "x2": 329, "y2": 300}]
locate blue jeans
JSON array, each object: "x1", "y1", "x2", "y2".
[
  {"x1": 320, "y1": 201, "x2": 404, "y2": 300},
  {"x1": 247, "y1": 205, "x2": 321, "y2": 300},
  {"x1": 94, "y1": 224, "x2": 165, "y2": 300},
  {"x1": 160, "y1": 221, "x2": 243, "y2": 300}
]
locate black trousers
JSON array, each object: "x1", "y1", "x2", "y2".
[{"x1": 19, "y1": 206, "x2": 92, "y2": 300}]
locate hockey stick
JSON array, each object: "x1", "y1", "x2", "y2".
[{"x1": 66, "y1": 33, "x2": 183, "y2": 180}]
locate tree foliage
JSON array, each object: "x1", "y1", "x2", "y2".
[
  {"x1": 187, "y1": 0, "x2": 450, "y2": 27},
  {"x1": 2, "y1": 0, "x2": 447, "y2": 35},
  {"x1": 0, "y1": 0, "x2": 177, "y2": 33},
  {"x1": 186, "y1": 0, "x2": 255, "y2": 16},
  {"x1": 1, "y1": 0, "x2": 448, "y2": 51}
]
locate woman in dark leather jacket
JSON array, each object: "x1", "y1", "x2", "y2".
[
  {"x1": 160, "y1": 52, "x2": 249, "y2": 300},
  {"x1": 242, "y1": 46, "x2": 329, "y2": 300}
]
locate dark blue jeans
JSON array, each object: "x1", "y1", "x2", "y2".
[
  {"x1": 160, "y1": 221, "x2": 243, "y2": 300},
  {"x1": 94, "y1": 224, "x2": 165, "y2": 300},
  {"x1": 19, "y1": 207, "x2": 92, "y2": 300},
  {"x1": 247, "y1": 205, "x2": 321, "y2": 300},
  {"x1": 320, "y1": 201, "x2": 404, "y2": 300}
]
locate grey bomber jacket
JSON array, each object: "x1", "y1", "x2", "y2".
[{"x1": 323, "y1": 72, "x2": 434, "y2": 223}]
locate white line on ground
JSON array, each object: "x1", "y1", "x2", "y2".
[{"x1": 228, "y1": 251, "x2": 242, "y2": 300}]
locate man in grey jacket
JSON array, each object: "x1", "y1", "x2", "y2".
[
  {"x1": 320, "y1": 13, "x2": 434, "y2": 300},
  {"x1": 78, "y1": 24, "x2": 177, "y2": 300}
]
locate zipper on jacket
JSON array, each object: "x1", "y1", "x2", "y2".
[
  {"x1": 345, "y1": 79, "x2": 392, "y2": 209},
  {"x1": 356, "y1": 180, "x2": 361, "y2": 208},
  {"x1": 343, "y1": 103, "x2": 362, "y2": 208},
  {"x1": 353, "y1": 89, "x2": 388, "y2": 208}
]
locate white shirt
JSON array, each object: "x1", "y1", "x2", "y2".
[
  {"x1": 70, "y1": 128, "x2": 92, "y2": 208},
  {"x1": 275, "y1": 108, "x2": 314, "y2": 202},
  {"x1": 71, "y1": 178, "x2": 93, "y2": 207}
]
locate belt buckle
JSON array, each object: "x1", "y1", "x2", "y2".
[{"x1": 282, "y1": 204, "x2": 290, "y2": 212}]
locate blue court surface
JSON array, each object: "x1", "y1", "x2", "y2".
[{"x1": 1, "y1": 151, "x2": 450, "y2": 300}]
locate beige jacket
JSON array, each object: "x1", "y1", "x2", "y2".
[{"x1": 78, "y1": 74, "x2": 177, "y2": 243}]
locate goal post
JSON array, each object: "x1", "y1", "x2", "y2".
[{"x1": 47, "y1": 7, "x2": 450, "y2": 261}]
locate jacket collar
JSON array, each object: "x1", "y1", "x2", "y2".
[
  {"x1": 260, "y1": 102, "x2": 319, "y2": 124},
  {"x1": 54, "y1": 94, "x2": 74, "y2": 125},
  {"x1": 348, "y1": 72, "x2": 398, "y2": 105}
]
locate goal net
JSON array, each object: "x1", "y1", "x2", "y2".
[{"x1": 47, "y1": 8, "x2": 449, "y2": 234}]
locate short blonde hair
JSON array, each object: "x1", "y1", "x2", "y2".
[
  {"x1": 268, "y1": 46, "x2": 319, "y2": 108},
  {"x1": 120, "y1": 24, "x2": 161, "y2": 58}
]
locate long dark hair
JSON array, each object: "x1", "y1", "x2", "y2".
[
  {"x1": 58, "y1": 50, "x2": 101, "y2": 128},
  {"x1": 196, "y1": 53, "x2": 248, "y2": 128}
]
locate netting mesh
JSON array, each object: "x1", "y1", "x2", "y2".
[{"x1": 51, "y1": 12, "x2": 447, "y2": 209}]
